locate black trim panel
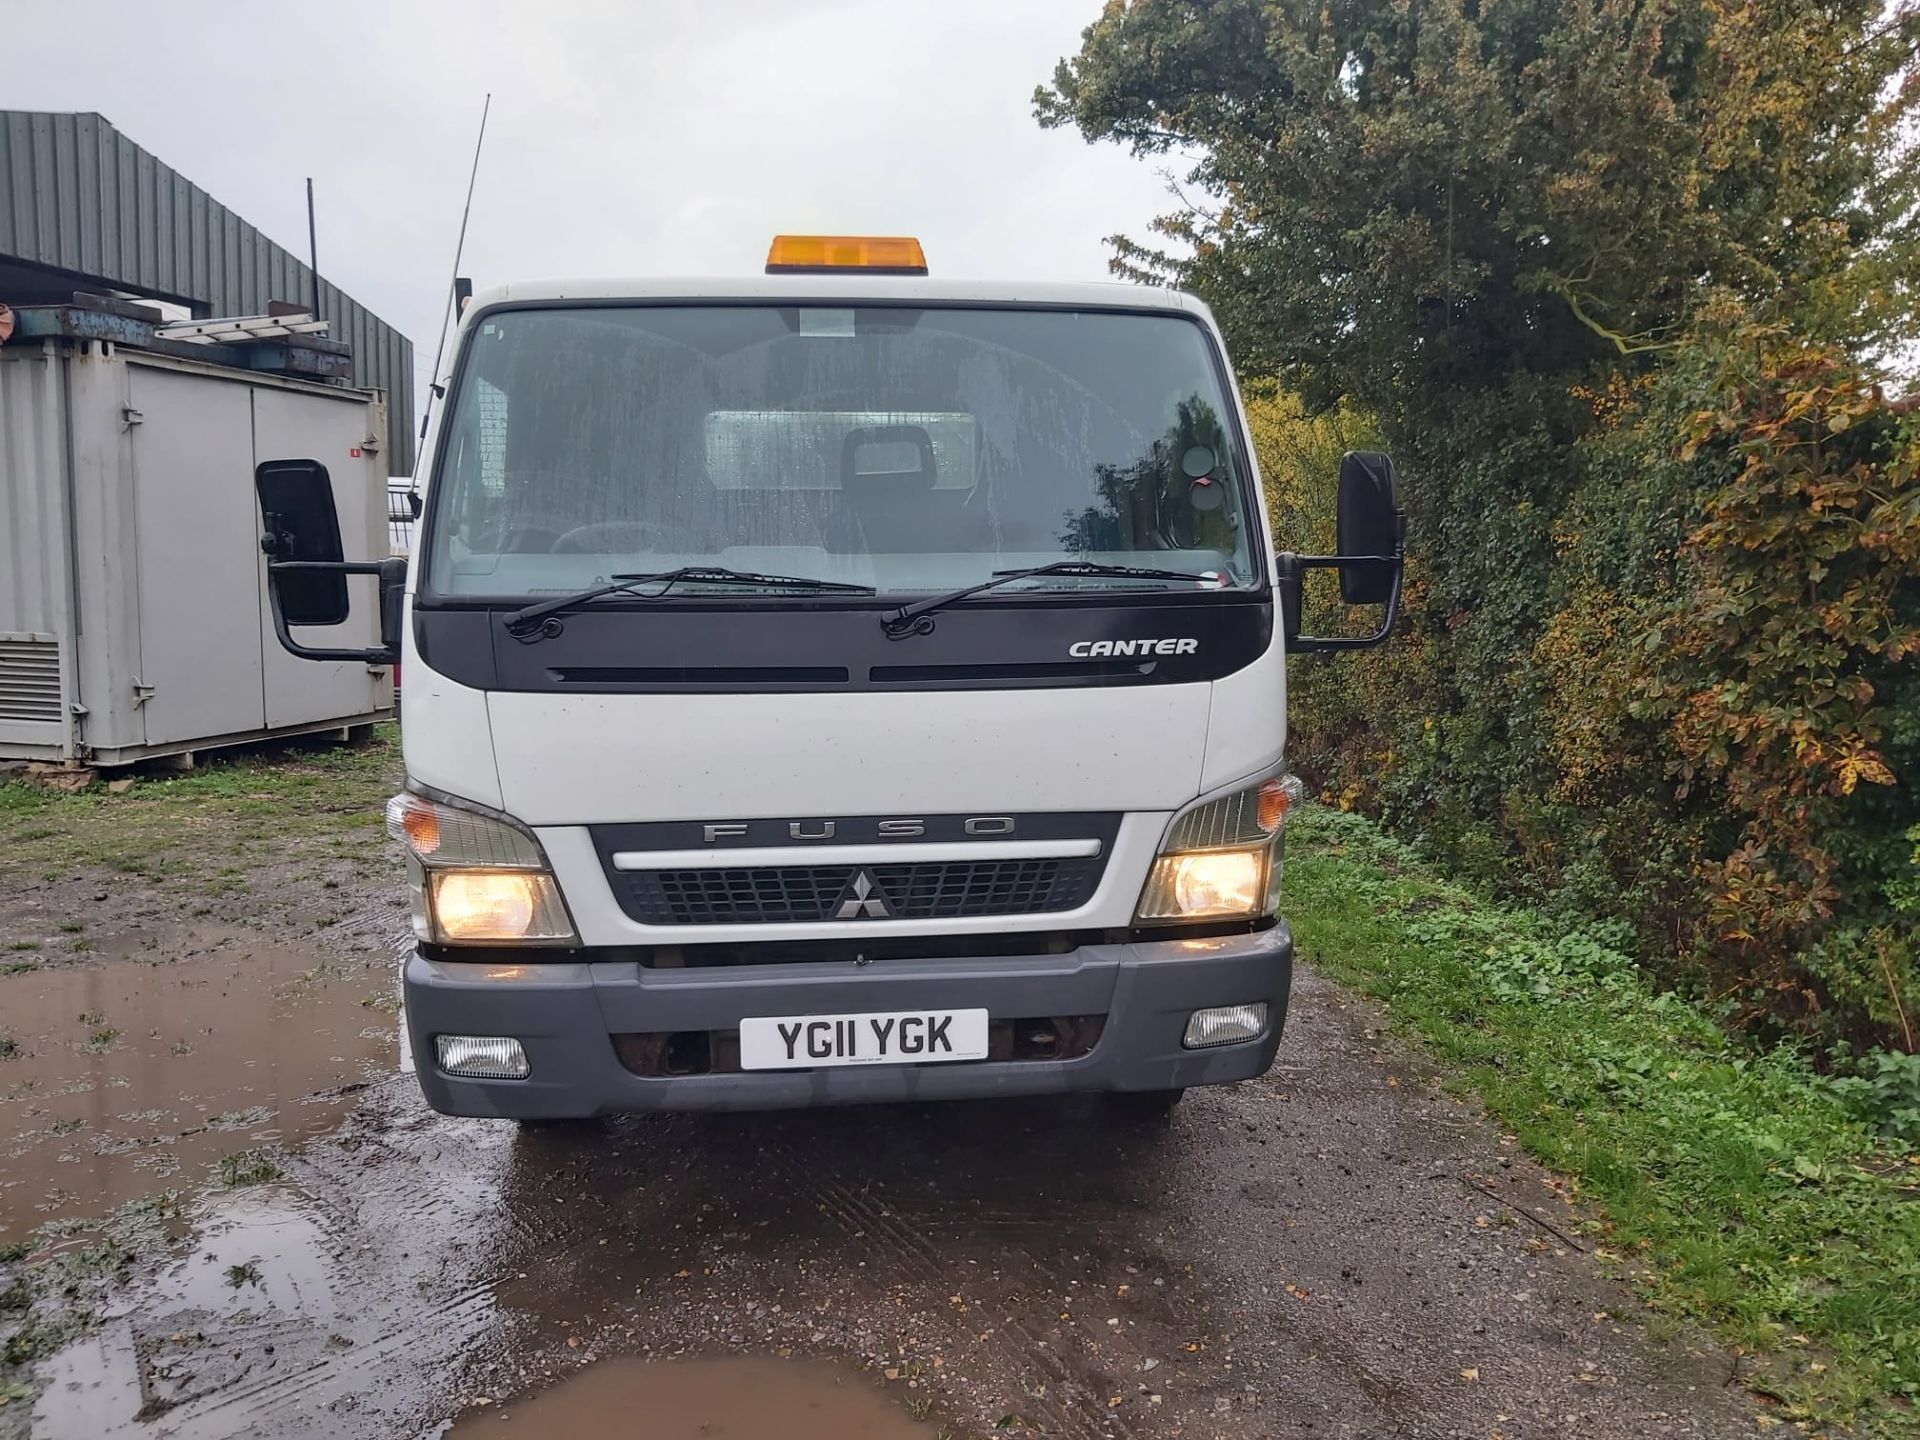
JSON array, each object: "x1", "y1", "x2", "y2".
[
  {"x1": 614, "y1": 857, "x2": 1105, "y2": 926},
  {"x1": 414, "y1": 915, "x2": 1271, "y2": 967},
  {"x1": 412, "y1": 594, "x2": 1271, "y2": 694},
  {"x1": 553, "y1": 665, "x2": 850, "y2": 685}
]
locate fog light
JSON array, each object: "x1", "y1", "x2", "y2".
[
  {"x1": 435, "y1": 1034, "x2": 530, "y2": 1079},
  {"x1": 1183, "y1": 1003, "x2": 1268, "y2": 1049}
]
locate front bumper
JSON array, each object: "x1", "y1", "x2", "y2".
[{"x1": 404, "y1": 926, "x2": 1293, "y2": 1117}]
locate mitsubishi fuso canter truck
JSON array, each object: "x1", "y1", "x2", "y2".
[{"x1": 255, "y1": 235, "x2": 1403, "y2": 1120}]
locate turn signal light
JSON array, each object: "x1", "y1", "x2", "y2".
[
  {"x1": 402, "y1": 803, "x2": 441, "y2": 855},
  {"x1": 1257, "y1": 776, "x2": 1295, "y2": 832}
]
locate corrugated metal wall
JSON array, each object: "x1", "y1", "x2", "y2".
[{"x1": 0, "y1": 111, "x2": 415, "y2": 472}]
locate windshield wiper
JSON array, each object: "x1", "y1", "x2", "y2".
[
  {"x1": 880, "y1": 560, "x2": 1226, "y2": 639},
  {"x1": 506, "y1": 567, "x2": 875, "y2": 639}
]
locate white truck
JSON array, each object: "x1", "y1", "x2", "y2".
[{"x1": 257, "y1": 236, "x2": 1402, "y2": 1119}]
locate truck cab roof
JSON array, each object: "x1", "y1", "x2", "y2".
[{"x1": 466, "y1": 274, "x2": 1217, "y2": 319}]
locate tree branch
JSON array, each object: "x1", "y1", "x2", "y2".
[{"x1": 1550, "y1": 282, "x2": 1685, "y2": 356}]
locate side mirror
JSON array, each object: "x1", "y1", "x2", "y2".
[
  {"x1": 257, "y1": 458, "x2": 406, "y2": 665},
  {"x1": 256, "y1": 459, "x2": 350, "y2": 625},
  {"x1": 1273, "y1": 451, "x2": 1406, "y2": 653},
  {"x1": 1336, "y1": 451, "x2": 1399, "y2": 605},
  {"x1": 376, "y1": 557, "x2": 408, "y2": 652}
]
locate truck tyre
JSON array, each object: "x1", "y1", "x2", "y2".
[{"x1": 1106, "y1": 1088, "x2": 1185, "y2": 1119}]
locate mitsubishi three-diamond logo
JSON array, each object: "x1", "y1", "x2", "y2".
[{"x1": 836, "y1": 870, "x2": 891, "y2": 919}]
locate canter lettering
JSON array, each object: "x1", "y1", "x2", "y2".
[{"x1": 1069, "y1": 638, "x2": 1198, "y2": 658}]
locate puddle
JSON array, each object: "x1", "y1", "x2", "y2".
[
  {"x1": 33, "y1": 1153, "x2": 521, "y2": 1438},
  {"x1": 445, "y1": 1356, "x2": 934, "y2": 1438},
  {"x1": 0, "y1": 936, "x2": 394, "y2": 1238}
]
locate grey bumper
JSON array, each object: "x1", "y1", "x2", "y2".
[{"x1": 404, "y1": 926, "x2": 1293, "y2": 1118}]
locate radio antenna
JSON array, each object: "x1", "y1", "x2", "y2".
[{"x1": 414, "y1": 92, "x2": 492, "y2": 492}]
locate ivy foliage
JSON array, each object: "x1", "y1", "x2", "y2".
[
  {"x1": 1038, "y1": 0, "x2": 1920, "y2": 1048},
  {"x1": 1285, "y1": 807, "x2": 1920, "y2": 1427}
]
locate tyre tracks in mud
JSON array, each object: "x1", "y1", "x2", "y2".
[
  {"x1": 30, "y1": 1086, "x2": 521, "y2": 1439},
  {"x1": 764, "y1": 1136, "x2": 1143, "y2": 1440},
  {"x1": 27, "y1": 969, "x2": 1767, "y2": 1440}
]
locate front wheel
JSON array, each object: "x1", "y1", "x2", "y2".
[{"x1": 1106, "y1": 1088, "x2": 1185, "y2": 1120}]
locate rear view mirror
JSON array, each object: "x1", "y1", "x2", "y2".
[
  {"x1": 1336, "y1": 452, "x2": 1400, "y2": 605},
  {"x1": 1273, "y1": 450, "x2": 1406, "y2": 653},
  {"x1": 256, "y1": 459, "x2": 349, "y2": 625}
]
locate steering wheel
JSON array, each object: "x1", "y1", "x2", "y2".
[{"x1": 550, "y1": 519, "x2": 695, "y2": 555}]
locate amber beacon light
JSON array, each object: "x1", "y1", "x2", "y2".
[{"x1": 765, "y1": 235, "x2": 929, "y2": 275}]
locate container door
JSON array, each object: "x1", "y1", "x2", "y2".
[
  {"x1": 128, "y1": 366, "x2": 268, "y2": 746},
  {"x1": 0, "y1": 351, "x2": 75, "y2": 759},
  {"x1": 252, "y1": 387, "x2": 386, "y2": 729}
]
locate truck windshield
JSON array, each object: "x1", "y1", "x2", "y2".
[{"x1": 422, "y1": 304, "x2": 1259, "y2": 601}]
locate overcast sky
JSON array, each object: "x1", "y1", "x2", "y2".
[{"x1": 9, "y1": 0, "x2": 1175, "y2": 413}]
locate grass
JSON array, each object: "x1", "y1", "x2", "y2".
[
  {"x1": 216, "y1": 1150, "x2": 282, "y2": 1188},
  {"x1": 0, "y1": 1225, "x2": 150, "y2": 1374},
  {"x1": 0, "y1": 732, "x2": 399, "y2": 1410},
  {"x1": 0, "y1": 726, "x2": 400, "y2": 879},
  {"x1": 0, "y1": 1195, "x2": 198, "y2": 1424},
  {"x1": 1286, "y1": 807, "x2": 1920, "y2": 1434},
  {"x1": 0, "y1": 1194, "x2": 182, "y2": 1403}
]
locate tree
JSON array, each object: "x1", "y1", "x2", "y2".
[
  {"x1": 1036, "y1": 0, "x2": 1919, "y2": 416},
  {"x1": 1038, "y1": 0, "x2": 1920, "y2": 1049}
]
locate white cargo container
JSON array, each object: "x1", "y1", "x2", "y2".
[{"x1": 0, "y1": 333, "x2": 393, "y2": 766}]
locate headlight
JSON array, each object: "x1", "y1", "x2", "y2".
[
  {"x1": 431, "y1": 870, "x2": 573, "y2": 942},
  {"x1": 1139, "y1": 849, "x2": 1265, "y2": 919},
  {"x1": 1135, "y1": 770, "x2": 1305, "y2": 923},
  {"x1": 387, "y1": 792, "x2": 579, "y2": 946}
]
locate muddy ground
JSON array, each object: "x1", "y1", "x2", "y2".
[{"x1": 0, "y1": 737, "x2": 1764, "y2": 1439}]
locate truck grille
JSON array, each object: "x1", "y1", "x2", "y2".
[{"x1": 616, "y1": 857, "x2": 1102, "y2": 926}]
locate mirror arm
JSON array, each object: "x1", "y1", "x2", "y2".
[
  {"x1": 265, "y1": 557, "x2": 405, "y2": 664},
  {"x1": 1280, "y1": 511, "x2": 1407, "y2": 653}
]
